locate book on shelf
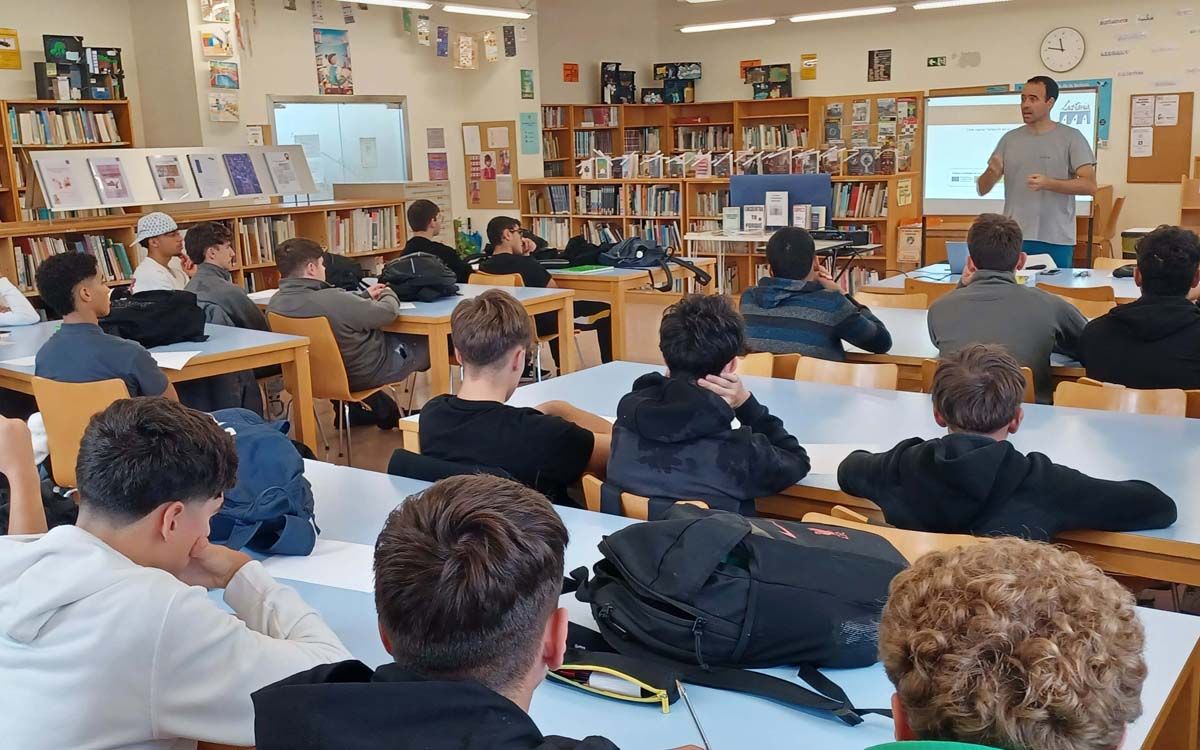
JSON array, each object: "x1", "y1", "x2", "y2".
[
  {"x1": 675, "y1": 125, "x2": 732, "y2": 151},
  {"x1": 579, "y1": 106, "x2": 619, "y2": 128},
  {"x1": 623, "y1": 127, "x2": 661, "y2": 154},
  {"x1": 528, "y1": 217, "x2": 571, "y2": 249},
  {"x1": 613, "y1": 153, "x2": 638, "y2": 179},
  {"x1": 740, "y1": 124, "x2": 808, "y2": 151},
  {"x1": 722, "y1": 207, "x2": 740, "y2": 233},
  {"x1": 582, "y1": 220, "x2": 623, "y2": 244},
  {"x1": 631, "y1": 220, "x2": 681, "y2": 251},
  {"x1": 526, "y1": 184, "x2": 571, "y2": 215},
  {"x1": 694, "y1": 188, "x2": 730, "y2": 217},
  {"x1": 834, "y1": 182, "x2": 888, "y2": 219},
  {"x1": 574, "y1": 185, "x2": 620, "y2": 216},
  {"x1": 736, "y1": 150, "x2": 762, "y2": 176},
  {"x1": 845, "y1": 148, "x2": 879, "y2": 177},
  {"x1": 877, "y1": 148, "x2": 897, "y2": 175},
  {"x1": 628, "y1": 184, "x2": 680, "y2": 217},
  {"x1": 689, "y1": 219, "x2": 722, "y2": 253},
  {"x1": 638, "y1": 153, "x2": 664, "y2": 179},
  {"x1": 9, "y1": 107, "x2": 121, "y2": 146},
  {"x1": 239, "y1": 215, "x2": 298, "y2": 264},
  {"x1": 542, "y1": 106, "x2": 567, "y2": 129},
  {"x1": 712, "y1": 152, "x2": 734, "y2": 178},
  {"x1": 791, "y1": 204, "x2": 828, "y2": 230},
  {"x1": 692, "y1": 151, "x2": 712, "y2": 179},
  {"x1": 819, "y1": 147, "x2": 845, "y2": 177},
  {"x1": 574, "y1": 129, "x2": 614, "y2": 157},
  {"x1": 791, "y1": 149, "x2": 819, "y2": 175},
  {"x1": 541, "y1": 133, "x2": 560, "y2": 160},
  {"x1": 743, "y1": 205, "x2": 766, "y2": 233},
  {"x1": 12, "y1": 233, "x2": 132, "y2": 291},
  {"x1": 762, "y1": 150, "x2": 792, "y2": 175}
]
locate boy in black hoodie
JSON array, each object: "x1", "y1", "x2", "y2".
[
  {"x1": 608, "y1": 294, "x2": 810, "y2": 515},
  {"x1": 838, "y1": 343, "x2": 1176, "y2": 540},
  {"x1": 1081, "y1": 225, "x2": 1200, "y2": 389},
  {"x1": 252, "y1": 475, "x2": 698, "y2": 750}
]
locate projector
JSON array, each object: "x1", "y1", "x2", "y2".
[{"x1": 811, "y1": 229, "x2": 871, "y2": 246}]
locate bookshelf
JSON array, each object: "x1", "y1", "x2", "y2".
[
  {"x1": 541, "y1": 105, "x2": 571, "y2": 177},
  {"x1": 521, "y1": 177, "x2": 684, "y2": 251},
  {"x1": 668, "y1": 101, "x2": 735, "y2": 153},
  {"x1": 620, "y1": 104, "x2": 668, "y2": 158},
  {"x1": 1180, "y1": 176, "x2": 1200, "y2": 234},
  {"x1": 733, "y1": 98, "x2": 811, "y2": 152}
]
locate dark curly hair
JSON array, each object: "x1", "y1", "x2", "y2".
[
  {"x1": 1136, "y1": 225, "x2": 1200, "y2": 297},
  {"x1": 35, "y1": 252, "x2": 99, "y2": 317},
  {"x1": 659, "y1": 294, "x2": 747, "y2": 378}
]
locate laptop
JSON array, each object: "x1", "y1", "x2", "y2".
[{"x1": 946, "y1": 241, "x2": 970, "y2": 275}]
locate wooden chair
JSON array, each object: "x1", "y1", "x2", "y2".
[
  {"x1": 468, "y1": 272, "x2": 562, "y2": 379},
  {"x1": 1093, "y1": 257, "x2": 1130, "y2": 271},
  {"x1": 1053, "y1": 379, "x2": 1187, "y2": 417},
  {"x1": 1188, "y1": 390, "x2": 1200, "y2": 419},
  {"x1": 795, "y1": 356, "x2": 899, "y2": 390},
  {"x1": 468, "y1": 272, "x2": 522, "y2": 286},
  {"x1": 1090, "y1": 188, "x2": 1125, "y2": 260},
  {"x1": 197, "y1": 744, "x2": 253, "y2": 750},
  {"x1": 919, "y1": 359, "x2": 1036, "y2": 404},
  {"x1": 773, "y1": 352, "x2": 801, "y2": 379},
  {"x1": 267, "y1": 313, "x2": 400, "y2": 465},
  {"x1": 853, "y1": 291, "x2": 928, "y2": 310},
  {"x1": 801, "y1": 506, "x2": 984, "y2": 564},
  {"x1": 581, "y1": 474, "x2": 708, "y2": 521},
  {"x1": 735, "y1": 352, "x2": 775, "y2": 378},
  {"x1": 32, "y1": 377, "x2": 130, "y2": 489},
  {"x1": 1049, "y1": 293, "x2": 1117, "y2": 320},
  {"x1": 1038, "y1": 282, "x2": 1115, "y2": 302},
  {"x1": 903, "y1": 278, "x2": 954, "y2": 306}
]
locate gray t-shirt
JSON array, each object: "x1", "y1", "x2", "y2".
[{"x1": 993, "y1": 124, "x2": 1095, "y2": 247}]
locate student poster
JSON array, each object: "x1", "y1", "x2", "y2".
[
  {"x1": 427, "y1": 152, "x2": 449, "y2": 181},
  {"x1": 208, "y1": 92, "x2": 239, "y2": 122},
  {"x1": 481, "y1": 152, "x2": 497, "y2": 180},
  {"x1": 800, "y1": 53, "x2": 818, "y2": 81},
  {"x1": 313, "y1": 28, "x2": 353, "y2": 95},
  {"x1": 147, "y1": 155, "x2": 191, "y2": 201},
  {"x1": 496, "y1": 175, "x2": 513, "y2": 204},
  {"x1": 264, "y1": 152, "x2": 303, "y2": 193},
  {"x1": 455, "y1": 33, "x2": 477, "y2": 70},
  {"x1": 209, "y1": 61, "x2": 239, "y2": 90},
  {"x1": 483, "y1": 30, "x2": 499, "y2": 63},
  {"x1": 498, "y1": 149, "x2": 511, "y2": 176},
  {"x1": 36, "y1": 157, "x2": 89, "y2": 209},
  {"x1": 201, "y1": 0, "x2": 232, "y2": 23}
]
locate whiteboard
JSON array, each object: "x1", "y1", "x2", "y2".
[{"x1": 923, "y1": 90, "x2": 1099, "y2": 215}]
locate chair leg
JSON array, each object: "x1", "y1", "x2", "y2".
[
  {"x1": 343, "y1": 401, "x2": 354, "y2": 466},
  {"x1": 575, "y1": 334, "x2": 585, "y2": 370},
  {"x1": 536, "y1": 346, "x2": 544, "y2": 383},
  {"x1": 404, "y1": 373, "x2": 418, "y2": 414},
  {"x1": 314, "y1": 405, "x2": 330, "y2": 454}
]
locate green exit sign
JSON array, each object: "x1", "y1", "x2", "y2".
[{"x1": 927, "y1": 56, "x2": 947, "y2": 67}]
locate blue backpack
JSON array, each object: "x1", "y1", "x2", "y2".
[{"x1": 209, "y1": 409, "x2": 319, "y2": 556}]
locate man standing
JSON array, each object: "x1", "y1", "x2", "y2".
[
  {"x1": 131, "y1": 212, "x2": 190, "y2": 293},
  {"x1": 976, "y1": 76, "x2": 1097, "y2": 270}
]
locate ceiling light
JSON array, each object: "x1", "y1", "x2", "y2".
[
  {"x1": 359, "y1": 0, "x2": 433, "y2": 7},
  {"x1": 789, "y1": 5, "x2": 897, "y2": 22},
  {"x1": 442, "y1": 3, "x2": 532, "y2": 18},
  {"x1": 913, "y1": 0, "x2": 1008, "y2": 8},
  {"x1": 680, "y1": 18, "x2": 777, "y2": 33},
  {"x1": 681, "y1": 0, "x2": 725, "y2": 3}
]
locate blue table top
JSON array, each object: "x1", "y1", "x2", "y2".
[
  {"x1": 247, "y1": 459, "x2": 1200, "y2": 750},
  {"x1": 867, "y1": 264, "x2": 1140, "y2": 299}
]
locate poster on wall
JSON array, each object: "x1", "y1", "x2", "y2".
[
  {"x1": 739, "y1": 59, "x2": 762, "y2": 82},
  {"x1": 481, "y1": 151, "x2": 497, "y2": 180},
  {"x1": 0, "y1": 28, "x2": 19, "y2": 70},
  {"x1": 563, "y1": 63, "x2": 579, "y2": 83},
  {"x1": 519, "y1": 112, "x2": 539, "y2": 155},
  {"x1": 455, "y1": 33, "x2": 478, "y2": 70},
  {"x1": 503, "y1": 26, "x2": 517, "y2": 57},
  {"x1": 800, "y1": 53, "x2": 818, "y2": 81},
  {"x1": 867, "y1": 49, "x2": 892, "y2": 82},
  {"x1": 201, "y1": 0, "x2": 232, "y2": 23},
  {"x1": 427, "y1": 152, "x2": 449, "y2": 181},
  {"x1": 209, "y1": 61, "x2": 239, "y2": 89},
  {"x1": 520, "y1": 69, "x2": 535, "y2": 99},
  {"x1": 313, "y1": 28, "x2": 353, "y2": 94},
  {"x1": 436, "y1": 26, "x2": 449, "y2": 57},
  {"x1": 417, "y1": 15, "x2": 431, "y2": 46},
  {"x1": 426, "y1": 127, "x2": 446, "y2": 150},
  {"x1": 207, "y1": 92, "x2": 240, "y2": 122},
  {"x1": 483, "y1": 30, "x2": 498, "y2": 63},
  {"x1": 201, "y1": 30, "x2": 233, "y2": 58},
  {"x1": 311, "y1": 0, "x2": 324, "y2": 23}
]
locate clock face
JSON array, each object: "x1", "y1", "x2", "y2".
[{"x1": 1041, "y1": 26, "x2": 1086, "y2": 73}]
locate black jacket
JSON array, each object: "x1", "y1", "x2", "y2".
[
  {"x1": 837, "y1": 432, "x2": 1177, "y2": 540},
  {"x1": 404, "y1": 235, "x2": 472, "y2": 283},
  {"x1": 252, "y1": 660, "x2": 620, "y2": 750},
  {"x1": 1081, "y1": 294, "x2": 1200, "y2": 389},
  {"x1": 607, "y1": 372, "x2": 810, "y2": 515}
]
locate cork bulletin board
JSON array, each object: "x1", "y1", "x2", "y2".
[
  {"x1": 462, "y1": 119, "x2": 519, "y2": 209},
  {"x1": 1127, "y1": 92, "x2": 1193, "y2": 184}
]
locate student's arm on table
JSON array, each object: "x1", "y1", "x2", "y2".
[
  {"x1": 0, "y1": 277, "x2": 40, "y2": 326},
  {"x1": 537, "y1": 400, "x2": 612, "y2": 476},
  {"x1": 1, "y1": 417, "x2": 45, "y2": 535}
]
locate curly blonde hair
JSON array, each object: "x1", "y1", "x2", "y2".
[{"x1": 879, "y1": 539, "x2": 1145, "y2": 750}]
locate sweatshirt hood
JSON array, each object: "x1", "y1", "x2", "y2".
[
  {"x1": 615, "y1": 372, "x2": 735, "y2": 443},
  {"x1": 1103, "y1": 295, "x2": 1200, "y2": 342},
  {"x1": 744, "y1": 277, "x2": 820, "y2": 310},
  {"x1": 0, "y1": 526, "x2": 135, "y2": 644}
]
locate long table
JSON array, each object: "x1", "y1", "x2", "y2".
[
  {"x1": 865, "y1": 263, "x2": 1140, "y2": 301},
  {"x1": 0, "y1": 322, "x2": 318, "y2": 453},
  {"x1": 235, "y1": 460, "x2": 1200, "y2": 750}
]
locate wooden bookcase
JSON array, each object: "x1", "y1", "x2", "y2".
[
  {"x1": 733, "y1": 98, "x2": 811, "y2": 152},
  {"x1": 521, "y1": 177, "x2": 684, "y2": 251},
  {"x1": 1180, "y1": 177, "x2": 1200, "y2": 234},
  {"x1": 540, "y1": 105, "x2": 571, "y2": 178},
  {"x1": 668, "y1": 101, "x2": 735, "y2": 153}
]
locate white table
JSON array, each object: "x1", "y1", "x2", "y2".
[{"x1": 866, "y1": 263, "x2": 1141, "y2": 301}]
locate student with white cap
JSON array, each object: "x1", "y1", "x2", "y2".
[{"x1": 131, "y1": 212, "x2": 190, "y2": 293}]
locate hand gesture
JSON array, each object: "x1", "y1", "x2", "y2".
[
  {"x1": 1026, "y1": 173, "x2": 1048, "y2": 192},
  {"x1": 698, "y1": 372, "x2": 751, "y2": 409},
  {"x1": 521, "y1": 236, "x2": 537, "y2": 254},
  {"x1": 816, "y1": 268, "x2": 843, "y2": 293},
  {"x1": 180, "y1": 254, "x2": 197, "y2": 278},
  {"x1": 987, "y1": 153, "x2": 1003, "y2": 175},
  {"x1": 177, "y1": 535, "x2": 251, "y2": 590},
  {"x1": 366, "y1": 283, "x2": 389, "y2": 300}
]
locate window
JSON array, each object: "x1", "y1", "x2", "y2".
[{"x1": 270, "y1": 96, "x2": 411, "y2": 200}]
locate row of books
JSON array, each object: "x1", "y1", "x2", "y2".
[
  {"x1": 12, "y1": 234, "x2": 132, "y2": 291},
  {"x1": 528, "y1": 217, "x2": 571, "y2": 249},
  {"x1": 623, "y1": 127, "x2": 662, "y2": 154},
  {"x1": 740, "y1": 124, "x2": 809, "y2": 151},
  {"x1": 788, "y1": 204, "x2": 830, "y2": 230},
  {"x1": 578, "y1": 107, "x2": 619, "y2": 128},
  {"x1": 527, "y1": 184, "x2": 572, "y2": 215},
  {"x1": 541, "y1": 134, "x2": 562, "y2": 160},
  {"x1": 575, "y1": 130, "x2": 614, "y2": 157},
  {"x1": 327, "y1": 207, "x2": 399, "y2": 255},
  {"x1": 580, "y1": 220, "x2": 622, "y2": 245},
  {"x1": 834, "y1": 183, "x2": 889, "y2": 219},
  {"x1": 543, "y1": 161, "x2": 567, "y2": 178},
  {"x1": 542, "y1": 106, "x2": 567, "y2": 129},
  {"x1": 675, "y1": 126, "x2": 733, "y2": 151},
  {"x1": 574, "y1": 185, "x2": 620, "y2": 216},
  {"x1": 630, "y1": 220, "x2": 682, "y2": 251},
  {"x1": 627, "y1": 185, "x2": 680, "y2": 217},
  {"x1": 239, "y1": 215, "x2": 297, "y2": 265},
  {"x1": 693, "y1": 189, "x2": 730, "y2": 217},
  {"x1": 9, "y1": 108, "x2": 122, "y2": 146}
]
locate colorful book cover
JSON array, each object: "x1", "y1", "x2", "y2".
[
  {"x1": 87, "y1": 156, "x2": 132, "y2": 204},
  {"x1": 223, "y1": 152, "x2": 262, "y2": 195}
]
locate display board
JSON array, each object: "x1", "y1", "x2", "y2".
[
  {"x1": 1126, "y1": 92, "x2": 1193, "y2": 184},
  {"x1": 922, "y1": 90, "x2": 1099, "y2": 215},
  {"x1": 461, "y1": 119, "x2": 519, "y2": 210}
]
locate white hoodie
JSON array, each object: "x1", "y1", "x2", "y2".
[{"x1": 0, "y1": 525, "x2": 352, "y2": 749}]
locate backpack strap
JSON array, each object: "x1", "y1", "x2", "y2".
[
  {"x1": 667, "y1": 255, "x2": 713, "y2": 287},
  {"x1": 598, "y1": 480, "x2": 624, "y2": 516},
  {"x1": 649, "y1": 258, "x2": 673, "y2": 292}
]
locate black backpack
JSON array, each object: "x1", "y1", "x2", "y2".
[
  {"x1": 100, "y1": 290, "x2": 208, "y2": 348},
  {"x1": 324, "y1": 252, "x2": 367, "y2": 291},
  {"x1": 379, "y1": 252, "x2": 459, "y2": 302},
  {"x1": 598, "y1": 238, "x2": 712, "y2": 291}
]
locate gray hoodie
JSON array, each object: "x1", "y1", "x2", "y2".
[{"x1": 186, "y1": 262, "x2": 269, "y2": 331}]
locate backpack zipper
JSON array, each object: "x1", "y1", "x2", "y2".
[{"x1": 692, "y1": 618, "x2": 709, "y2": 670}]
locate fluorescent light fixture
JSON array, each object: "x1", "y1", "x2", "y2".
[
  {"x1": 789, "y1": 5, "x2": 896, "y2": 22},
  {"x1": 442, "y1": 3, "x2": 532, "y2": 18},
  {"x1": 913, "y1": 0, "x2": 1008, "y2": 8},
  {"x1": 680, "y1": 17, "x2": 777, "y2": 32},
  {"x1": 681, "y1": 0, "x2": 725, "y2": 3},
  {"x1": 360, "y1": 0, "x2": 433, "y2": 7}
]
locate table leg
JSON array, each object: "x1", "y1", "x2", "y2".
[
  {"x1": 426, "y1": 324, "x2": 453, "y2": 398},
  {"x1": 282, "y1": 345, "x2": 317, "y2": 455},
  {"x1": 610, "y1": 282, "x2": 629, "y2": 361},
  {"x1": 557, "y1": 298, "x2": 577, "y2": 374},
  {"x1": 1147, "y1": 643, "x2": 1200, "y2": 749}
]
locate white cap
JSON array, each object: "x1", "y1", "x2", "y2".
[{"x1": 135, "y1": 212, "x2": 179, "y2": 245}]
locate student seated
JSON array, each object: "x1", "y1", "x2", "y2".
[
  {"x1": 0, "y1": 397, "x2": 350, "y2": 748},
  {"x1": 267, "y1": 237, "x2": 430, "y2": 392},
  {"x1": 0, "y1": 275, "x2": 39, "y2": 326},
  {"x1": 928, "y1": 213, "x2": 1086, "y2": 403},
  {"x1": 418, "y1": 289, "x2": 610, "y2": 504},
  {"x1": 608, "y1": 294, "x2": 809, "y2": 515},
  {"x1": 480, "y1": 216, "x2": 613, "y2": 364},
  {"x1": 871, "y1": 538, "x2": 1146, "y2": 750},
  {"x1": 254, "y1": 474, "x2": 691, "y2": 750},
  {"x1": 403, "y1": 199, "x2": 471, "y2": 283},
  {"x1": 740, "y1": 226, "x2": 892, "y2": 360},
  {"x1": 184, "y1": 220, "x2": 269, "y2": 331},
  {"x1": 1082, "y1": 225, "x2": 1200, "y2": 389},
  {"x1": 838, "y1": 344, "x2": 1176, "y2": 540},
  {"x1": 34, "y1": 252, "x2": 178, "y2": 400},
  {"x1": 131, "y1": 211, "x2": 190, "y2": 293}
]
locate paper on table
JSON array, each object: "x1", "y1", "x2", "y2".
[
  {"x1": 0, "y1": 355, "x2": 36, "y2": 367},
  {"x1": 261, "y1": 539, "x2": 374, "y2": 593},
  {"x1": 150, "y1": 351, "x2": 203, "y2": 370},
  {"x1": 397, "y1": 302, "x2": 416, "y2": 310},
  {"x1": 248, "y1": 289, "x2": 277, "y2": 303},
  {"x1": 804, "y1": 443, "x2": 881, "y2": 475}
]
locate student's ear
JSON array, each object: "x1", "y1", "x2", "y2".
[
  {"x1": 1009, "y1": 405, "x2": 1024, "y2": 436},
  {"x1": 932, "y1": 407, "x2": 949, "y2": 429},
  {"x1": 157, "y1": 501, "x2": 186, "y2": 542},
  {"x1": 1016, "y1": 251, "x2": 1028, "y2": 271},
  {"x1": 1191, "y1": 268, "x2": 1199, "y2": 290},
  {"x1": 965, "y1": 257, "x2": 977, "y2": 273},
  {"x1": 510, "y1": 345, "x2": 526, "y2": 373},
  {"x1": 542, "y1": 607, "x2": 569, "y2": 671},
  {"x1": 720, "y1": 358, "x2": 737, "y2": 377},
  {"x1": 452, "y1": 347, "x2": 464, "y2": 367},
  {"x1": 892, "y1": 694, "x2": 916, "y2": 741},
  {"x1": 1134, "y1": 267, "x2": 1143, "y2": 288},
  {"x1": 377, "y1": 620, "x2": 394, "y2": 656}
]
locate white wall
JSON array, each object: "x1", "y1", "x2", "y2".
[
  {"x1": 128, "y1": 0, "x2": 202, "y2": 147},
  {"x1": 537, "y1": 0, "x2": 657, "y2": 104}
]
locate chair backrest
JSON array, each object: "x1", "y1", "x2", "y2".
[
  {"x1": 1188, "y1": 390, "x2": 1200, "y2": 419},
  {"x1": 903, "y1": 278, "x2": 954, "y2": 306},
  {"x1": 266, "y1": 313, "x2": 353, "y2": 401},
  {"x1": 1102, "y1": 195, "x2": 1126, "y2": 242},
  {"x1": 1092, "y1": 257, "x2": 1129, "y2": 271},
  {"x1": 1054, "y1": 380, "x2": 1187, "y2": 417},
  {"x1": 735, "y1": 352, "x2": 775, "y2": 378},
  {"x1": 581, "y1": 474, "x2": 707, "y2": 520},
  {"x1": 1039, "y1": 282, "x2": 1115, "y2": 302},
  {"x1": 795, "y1": 356, "x2": 899, "y2": 390},
  {"x1": 32, "y1": 376, "x2": 130, "y2": 488},
  {"x1": 853, "y1": 291, "x2": 928, "y2": 310},
  {"x1": 772, "y1": 352, "x2": 801, "y2": 379},
  {"x1": 802, "y1": 506, "x2": 984, "y2": 564},
  {"x1": 469, "y1": 272, "x2": 524, "y2": 287},
  {"x1": 920, "y1": 358, "x2": 1036, "y2": 404},
  {"x1": 1049, "y1": 293, "x2": 1117, "y2": 319}
]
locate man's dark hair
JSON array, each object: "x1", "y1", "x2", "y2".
[
  {"x1": 275, "y1": 237, "x2": 325, "y2": 278},
  {"x1": 1136, "y1": 225, "x2": 1200, "y2": 297},
  {"x1": 184, "y1": 221, "x2": 233, "y2": 265},
  {"x1": 374, "y1": 475, "x2": 568, "y2": 694},
  {"x1": 659, "y1": 294, "x2": 747, "y2": 378},
  {"x1": 486, "y1": 216, "x2": 521, "y2": 247},
  {"x1": 765, "y1": 227, "x2": 816, "y2": 280},
  {"x1": 76, "y1": 398, "x2": 239, "y2": 522},
  {"x1": 35, "y1": 252, "x2": 98, "y2": 317},
  {"x1": 967, "y1": 213, "x2": 1023, "y2": 271},
  {"x1": 932, "y1": 344, "x2": 1024, "y2": 434},
  {"x1": 1026, "y1": 75, "x2": 1059, "y2": 102},
  {"x1": 407, "y1": 199, "x2": 440, "y2": 233},
  {"x1": 451, "y1": 289, "x2": 533, "y2": 368}
]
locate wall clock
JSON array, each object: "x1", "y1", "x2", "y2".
[{"x1": 1040, "y1": 27, "x2": 1086, "y2": 73}]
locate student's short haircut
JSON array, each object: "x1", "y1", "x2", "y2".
[
  {"x1": 374, "y1": 475, "x2": 568, "y2": 694},
  {"x1": 765, "y1": 227, "x2": 816, "y2": 280},
  {"x1": 933, "y1": 344, "x2": 1024, "y2": 434},
  {"x1": 450, "y1": 288, "x2": 533, "y2": 369},
  {"x1": 659, "y1": 294, "x2": 747, "y2": 378},
  {"x1": 1136, "y1": 225, "x2": 1200, "y2": 297},
  {"x1": 183, "y1": 221, "x2": 233, "y2": 265},
  {"x1": 1026, "y1": 75, "x2": 1060, "y2": 102},
  {"x1": 275, "y1": 237, "x2": 325, "y2": 278},
  {"x1": 486, "y1": 216, "x2": 521, "y2": 246},
  {"x1": 35, "y1": 252, "x2": 99, "y2": 317},
  {"x1": 967, "y1": 213, "x2": 1023, "y2": 271},
  {"x1": 76, "y1": 398, "x2": 239, "y2": 522},
  {"x1": 880, "y1": 538, "x2": 1145, "y2": 750},
  {"x1": 407, "y1": 199, "x2": 440, "y2": 232}
]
